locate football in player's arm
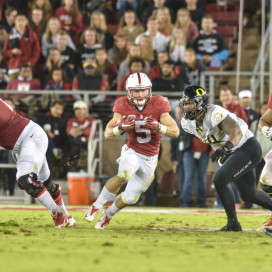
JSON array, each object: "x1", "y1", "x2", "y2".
[
  {"x1": 84, "y1": 72, "x2": 179, "y2": 229},
  {"x1": 180, "y1": 85, "x2": 272, "y2": 232},
  {"x1": 258, "y1": 93, "x2": 272, "y2": 196}
]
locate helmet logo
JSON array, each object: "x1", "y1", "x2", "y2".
[
  {"x1": 196, "y1": 88, "x2": 205, "y2": 96},
  {"x1": 137, "y1": 72, "x2": 141, "y2": 84}
]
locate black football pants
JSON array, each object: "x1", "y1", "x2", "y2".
[{"x1": 213, "y1": 137, "x2": 272, "y2": 222}]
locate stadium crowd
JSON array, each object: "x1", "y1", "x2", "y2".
[{"x1": 0, "y1": 0, "x2": 259, "y2": 209}]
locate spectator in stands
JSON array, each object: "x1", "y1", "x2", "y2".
[
  {"x1": 66, "y1": 100, "x2": 96, "y2": 171},
  {"x1": 192, "y1": 15, "x2": 229, "y2": 68},
  {"x1": 72, "y1": 60, "x2": 107, "y2": 107},
  {"x1": 95, "y1": 48, "x2": 117, "y2": 90},
  {"x1": 152, "y1": 60, "x2": 185, "y2": 94},
  {"x1": 42, "y1": 46, "x2": 74, "y2": 88},
  {"x1": 107, "y1": 34, "x2": 128, "y2": 69},
  {"x1": 100, "y1": 0, "x2": 119, "y2": 25},
  {"x1": 37, "y1": 100, "x2": 68, "y2": 177},
  {"x1": 54, "y1": 0, "x2": 83, "y2": 46},
  {"x1": 219, "y1": 86, "x2": 248, "y2": 123},
  {"x1": 178, "y1": 48, "x2": 206, "y2": 85},
  {"x1": 29, "y1": 7, "x2": 46, "y2": 41},
  {"x1": 0, "y1": 6, "x2": 17, "y2": 33},
  {"x1": 138, "y1": 35, "x2": 155, "y2": 66},
  {"x1": 0, "y1": 26, "x2": 7, "y2": 48},
  {"x1": 0, "y1": 48, "x2": 9, "y2": 90},
  {"x1": 142, "y1": 0, "x2": 174, "y2": 25},
  {"x1": 232, "y1": 93, "x2": 239, "y2": 105},
  {"x1": 41, "y1": 17, "x2": 75, "y2": 58},
  {"x1": 3, "y1": 13, "x2": 40, "y2": 80},
  {"x1": 117, "y1": 0, "x2": 138, "y2": 18},
  {"x1": 117, "y1": 57, "x2": 145, "y2": 91},
  {"x1": 45, "y1": 67, "x2": 72, "y2": 104},
  {"x1": 169, "y1": 27, "x2": 186, "y2": 65},
  {"x1": 6, "y1": 64, "x2": 41, "y2": 99},
  {"x1": 117, "y1": 43, "x2": 150, "y2": 82},
  {"x1": 29, "y1": 0, "x2": 53, "y2": 21},
  {"x1": 117, "y1": 10, "x2": 144, "y2": 44},
  {"x1": 155, "y1": 7, "x2": 172, "y2": 37},
  {"x1": 76, "y1": 27, "x2": 102, "y2": 72},
  {"x1": 238, "y1": 89, "x2": 259, "y2": 127},
  {"x1": 135, "y1": 17, "x2": 169, "y2": 53},
  {"x1": 175, "y1": 8, "x2": 198, "y2": 45},
  {"x1": 90, "y1": 11, "x2": 114, "y2": 51},
  {"x1": 148, "y1": 50, "x2": 169, "y2": 80},
  {"x1": 171, "y1": 105, "x2": 185, "y2": 204},
  {"x1": 56, "y1": 30, "x2": 77, "y2": 71},
  {"x1": 185, "y1": 0, "x2": 204, "y2": 29}
]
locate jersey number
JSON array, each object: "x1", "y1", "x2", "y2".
[
  {"x1": 135, "y1": 121, "x2": 151, "y2": 143},
  {"x1": 206, "y1": 134, "x2": 224, "y2": 145}
]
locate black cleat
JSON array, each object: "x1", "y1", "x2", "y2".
[
  {"x1": 263, "y1": 227, "x2": 272, "y2": 238},
  {"x1": 219, "y1": 222, "x2": 242, "y2": 232}
]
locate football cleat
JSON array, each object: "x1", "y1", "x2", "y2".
[
  {"x1": 51, "y1": 211, "x2": 68, "y2": 228},
  {"x1": 257, "y1": 215, "x2": 272, "y2": 231},
  {"x1": 95, "y1": 209, "x2": 111, "y2": 229},
  {"x1": 219, "y1": 221, "x2": 242, "y2": 232},
  {"x1": 263, "y1": 227, "x2": 272, "y2": 238},
  {"x1": 66, "y1": 215, "x2": 77, "y2": 227},
  {"x1": 84, "y1": 205, "x2": 100, "y2": 222}
]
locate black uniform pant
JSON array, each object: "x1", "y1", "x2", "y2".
[{"x1": 213, "y1": 137, "x2": 272, "y2": 222}]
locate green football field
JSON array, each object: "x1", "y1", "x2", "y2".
[{"x1": 0, "y1": 206, "x2": 271, "y2": 272}]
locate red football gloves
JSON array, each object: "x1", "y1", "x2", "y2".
[
  {"x1": 118, "y1": 116, "x2": 135, "y2": 132},
  {"x1": 143, "y1": 116, "x2": 160, "y2": 131}
]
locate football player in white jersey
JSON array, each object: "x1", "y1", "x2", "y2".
[{"x1": 180, "y1": 85, "x2": 272, "y2": 232}]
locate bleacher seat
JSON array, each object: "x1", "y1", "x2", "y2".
[
  {"x1": 216, "y1": 26, "x2": 237, "y2": 38},
  {"x1": 208, "y1": 11, "x2": 239, "y2": 27},
  {"x1": 107, "y1": 24, "x2": 118, "y2": 36},
  {"x1": 205, "y1": 3, "x2": 240, "y2": 13}
]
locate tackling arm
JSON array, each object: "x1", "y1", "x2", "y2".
[
  {"x1": 104, "y1": 113, "x2": 123, "y2": 139},
  {"x1": 159, "y1": 112, "x2": 179, "y2": 138},
  {"x1": 219, "y1": 115, "x2": 243, "y2": 147},
  {"x1": 259, "y1": 108, "x2": 272, "y2": 133}
]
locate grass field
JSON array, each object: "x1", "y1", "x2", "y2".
[{"x1": 0, "y1": 206, "x2": 271, "y2": 272}]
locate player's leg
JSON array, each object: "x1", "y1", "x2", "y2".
[
  {"x1": 213, "y1": 137, "x2": 262, "y2": 231},
  {"x1": 260, "y1": 151, "x2": 272, "y2": 198},
  {"x1": 85, "y1": 145, "x2": 140, "y2": 222},
  {"x1": 95, "y1": 155, "x2": 157, "y2": 229},
  {"x1": 16, "y1": 124, "x2": 68, "y2": 228},
  {"x1": 39, "y1": 159, "x2": 76, "y2": 227}
]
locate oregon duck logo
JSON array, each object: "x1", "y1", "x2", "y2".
[
  {"x1": 214, "y1": 113, "x2": 223, "y2": 122},
  {"x1": 196, "y1": 88, "x2": 205, "y2": 96}
]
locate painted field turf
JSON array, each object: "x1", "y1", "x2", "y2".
[{"x1": 0, "y1": 207, "x2": 271, "y2": 272}]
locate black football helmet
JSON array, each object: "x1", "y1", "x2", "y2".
[{"x1": 179, "y1": 85, "x2": 208, "y2": 120}]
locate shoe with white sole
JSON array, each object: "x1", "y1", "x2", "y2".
[
  {"x1": 67, "y1": 215, "x2": 77, "y2": 227},
  {"x1": 51, "y1": 211, "x2": 68, "y2": 228},
  {"x1": 95, "y1": 209, "x2": 111, "y2": 229},
  {"x1": 257, "y1": 215, "x2": 272, "y2": 231},
  {"x1": 84, "y1": 205, "x2": 100, "y2": 222}
]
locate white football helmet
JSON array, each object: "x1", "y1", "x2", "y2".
[{"x1": 125, "y1": 72, "x2": 152, "y2": 106}]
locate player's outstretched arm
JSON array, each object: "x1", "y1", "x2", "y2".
[
  {"x1": 259, "y1": 108, "x2": 272, "y2": 140},
  {"x1": 219, "y1": 115, "x2": 242, "y2": 147},
  {"x1": 160, "y1": 112, "x2": 179, "y2": 138},
  {"x1": 104, "y1": 113, "x2": 123, "y2": 139}
]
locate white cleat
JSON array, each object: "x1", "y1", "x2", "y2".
[
  {"x1": 84, "y1": 205, "x2": 100, "y2": 222},
  {"x1": 257, "y1": 216, "x2": 272, "y2": 231},
  {"x1": 51, "y1": 211, "x2": 68, "y2": 228},
  {"x1": 95, "y1": 209, "x2": 111, "y2": 229},
  {"x1": 66, "y1": 215, "x2": 77, "y2": 227}
]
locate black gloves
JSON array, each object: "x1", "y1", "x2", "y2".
[{"x1": 210, "y1": 141, "x2": 234, "y2": 164}]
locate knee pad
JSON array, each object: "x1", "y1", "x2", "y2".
[
  {"x1": 118, "y1": 169, "x2": 133, "y2": 183},
  {"x1": 43, "y1": 177, "x2": 57, "y2": 194},
  {"x1": 261, "y1": 183, "x2": 272, "y2": 197},
  {"x1": 18, "y1": 173, "x2": 44, "y2": 197},
  {"x1": 121, "y1": 192, "x2": 140, "y2": 205}
]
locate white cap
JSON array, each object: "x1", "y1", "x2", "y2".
[
  {"x1": 73, "y1": 100, "x2": 87, "y2": 109},
  {"x1": 238, "y1": 90, "x2": 252, "y2": 98}
]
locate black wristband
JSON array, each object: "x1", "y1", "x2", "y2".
[
  {"x1": 118, "y1": 126, "x2": 125, "y2": 135},
  {"x1": 223, "y1": 141, "x2": 234, "y2": 151}
]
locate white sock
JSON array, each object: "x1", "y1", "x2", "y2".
[
  {"x1": 94, "y1": 186, "x2": 116, "y2": 209},
  {"x1": 35, "y1": 189, "x2": 62, "y2": 213},
  {"x1": 57, "y1": 203, "x2": 70, "y2": 217},
  {"x1": 106, "y1": 201, "x2": 120, "y2": 218}
]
